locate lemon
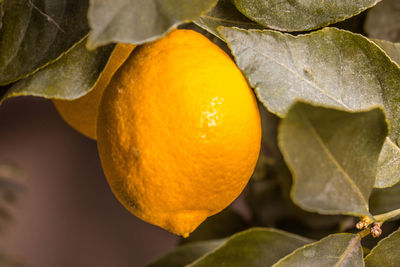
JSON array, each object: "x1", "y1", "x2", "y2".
[
  {"x1": 53, "y1": 43, "x2": 135, "y2": 139},
  {"x1": 97, "y1": 29, "x2": 261, "y2": 237}
]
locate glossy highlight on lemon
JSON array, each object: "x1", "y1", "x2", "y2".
[
  {"x1": 53, "y1": 43, "x2": 135, "y2": 139},
  {"x1": 97, "y1": 29, "x2": 261, "y2": 237}
]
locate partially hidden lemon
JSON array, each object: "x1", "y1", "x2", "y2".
[
  {"x1": 53, "y1": 43, "x2": 135, "y2": 139},
  {"x1": 97, "y1": 29, "x2": 261, "y2": 237}
]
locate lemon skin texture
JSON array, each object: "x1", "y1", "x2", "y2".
[
  {"x1": 97, "y1": 29, "x2": 261, "y2": 237},
  {"x1": 53, "y1": 43, "x2": 135, "y2": 139}
]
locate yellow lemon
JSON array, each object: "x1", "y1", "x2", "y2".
[
  {"x1": 97, "y1": 29, "x2": 261, "y2": 237},
  {"x1": 53, "y1": 43, "x2": 135, "y2": 139}
]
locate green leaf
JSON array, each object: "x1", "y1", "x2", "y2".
[
  {"x1": 272, "y1": 233, "x2": 363, "y2": 267},
  {"x1": 189, "y1": 228, "x2": 312, "y2": 267},
  {"x1": 373, "y1": 142, "x2": 400, "y2": 188},
  {"x1": 278, "y1": 103, "x2": 387, "y2": 217},
  {"x1": 146, "y1": 239, "x2": 224, "y2": 267},
  {"x1": 373, "y1": 39, "x2": 400, "y2": 66},
  {"x1": 0, "y1": 37, "x2": 113, "y2": 103},
  {"x1": 370, "y1": 39, "x2": 400, "y2": 189},
  {"x1": 370, "y1": 182, "x2": 400, "y2": 215},
  {"x1": 194, "y1": 0, "x2": 263, "y2": 40},
  {"x1": 365, "y1": 0, "x2": 400, "y2": 42},
  {"x1": 232, "y1": 0, "x2": 381, "y2": 32},
  {"x1": 0, "y1": 0, "x2": 89, "y2": 85},
  {"x1": 180, "y1": 208, "x2": 247, "y2": 245},
  {"x1": 364, "y1": 227, "x2": 400, "y2": 267},
  {"x1": 87, "y1": 0, "x2": 217, "y2": 49},
  {"x1": 218, "y1": 27, "x2": 400, "y2": 189}
]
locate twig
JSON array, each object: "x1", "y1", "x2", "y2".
[{"x1": 374, "y1": 208, "x2": 400, "y2": 223}]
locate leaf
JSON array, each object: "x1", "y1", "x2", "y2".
[
  {"x1": 146, "y1": 239, "x2": 224, "y2": 267},
  {"x1": 188, "y1": 228, "x2": 312, "y2": 267},
  {"x1": 194, "y1": 0, "x2": 263, "y2": 40},
  {"x1": 373, "y1": 39, "x2": 400, "y2": 65},
  {"x1": 369, "y1": 182, "x2": 400, "y2": 215},
  {"x1": 250, "y1": 104, "x2": 281, "y2": 181},
  {"x1": 370, "y1": 40, "x2": 400, "y2": 188},
  {"x1": 364, "y1": 227, "x2": 400, "y2": 266},
  {"x1": 373, "y1": 142, "x2": 400, "y2": 188},
  {"x1": 278, "y1": 103, "x2": 387, "y2": 217},
  {"x1": 231, "y1": 0, "x2": 381, "y2": 32},
  {"x1": 180, "y1": 208, "x2": 247, "y2": 245},
  {"x1": 87, "y1": 0, "x2": 217, "y2": 49},
  {"x1": 0, "y1": 37, "x2": 113, "y2": 103},
  {"x1": 272, "y1": 233, "x2": 364, "y2": 267},
  {"x1": 218, "y1": 27, "x2": 400, "y2": 188},
  {"x1": 0, "y1": 0, "x2": 89, "y2": 86},
  {"x1": 365, "y1": 0, "x2": 400, "y2": 42}
]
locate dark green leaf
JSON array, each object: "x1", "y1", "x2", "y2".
[
  {"x1": 365, "y1": 0, "x2": 400, "y2": 42},
  {"x1": 189, "y1": 228, "x2": 311, "y2": 267},
  {"x1": 278, "y1": 103, "x2": 387, "y2": 217},
  {"x1": 146, "y1": 239, "x2": 224, "y2": 267},
  {"x1": 194, "y1": 0, "x2": 263, "y2": 39},
  {"x1": 232, "y1": 0, "x2": 381, "y2": 32},
  {"x1": 370, "y1": 182, "x2": 400, "y2": 215},
  {"x1": 272, "y1": 233, "x2": 364, "y2": 266},
  {"x1": 1, "y1": 37, "x2": 113, "y2": 103},
  {"x1": 0, "y1": 0, "x2": 89, "y2": 85},
  {"x1": 87, "y1": 0, "x2": 217, "y2": 49},
  {"x1": 364, "y1": 227, "x2": 400, "y2": 267},
  {"x1": 219, "y1": 27, "x2": 400, "y2": 188},
  {"x1": 180, "y1": 208, "x2": 247, "y2": 245}
]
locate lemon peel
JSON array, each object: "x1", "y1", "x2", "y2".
[{"x1": 97, "y1": 30, "x2": 261, "y2": 237}]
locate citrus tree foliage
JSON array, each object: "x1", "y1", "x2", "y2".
[
  {"x1": 87, "y1": 0, "x2": 218, "y2": 49},
  {"x1": 2, "y1": 0, "x2": 400, "y2": 265},
  {"x1": 364, "y1": 228, "x2": 400, "y2": 266},
  {"x1": 232, "y1": 0, "x2": 382, "y2": 31},
  {"x1": 278, "y1": 104, "x2": 387, "y2": 217}
]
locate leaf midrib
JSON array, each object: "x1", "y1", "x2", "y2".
[
  {"x1": 300, "y1": 110, "x2": 369, "y2": 211},
  {"x1": 334, "y1": 235, "x2": 360, "y2": 267}
]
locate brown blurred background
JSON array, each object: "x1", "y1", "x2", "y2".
[{"x1": 0, "y1": 96, "x2": 178, "y2": 267}]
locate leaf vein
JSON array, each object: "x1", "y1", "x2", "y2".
[
  {"x1": 245, "y1": 41, "x2": 351, "y2": 111},
  {"x1": 301, "y1": 110, "x2": 368, "y2": 209},
  {"x1": 334, "y1": 236, "x2": 360, "y2": 267}
]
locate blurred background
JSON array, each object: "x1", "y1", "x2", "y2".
[{"x1": 0, "y1": 97, "x2": 178, "y2": 267}]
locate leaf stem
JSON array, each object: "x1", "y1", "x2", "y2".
[
  {"x1": 357, "y1": 228, "x2": 371, "y2": 239},
  {"x1": 374, "y1": 208, "x2": 400, "y2": 223}
]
